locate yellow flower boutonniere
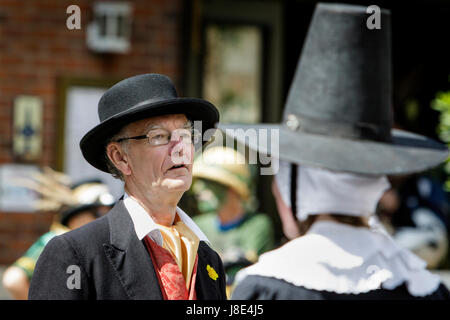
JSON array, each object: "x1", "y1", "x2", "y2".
[{"x1": 206, "y1": 264, "x2": 219, "y2": 281}]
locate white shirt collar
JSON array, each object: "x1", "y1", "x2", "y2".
[
  {"x1": 236, "y1": 220, "x2": 441, "y2": 296},
  {"x1": 123, "y1": 192, "x2": 210, "y2": 246}
]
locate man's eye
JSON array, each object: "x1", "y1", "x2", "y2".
[
  {"x1": 181, "y1": 132, "x2": 192, "y2": 139},
  {"x1": 149, "y1": 132, "x2": 169, "y2": 143}
]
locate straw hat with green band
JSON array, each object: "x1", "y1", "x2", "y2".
[{"x1": 193, "y1": 146, "x2": 251, "y2": 200}]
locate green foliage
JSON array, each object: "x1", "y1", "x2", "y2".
[{"x1": 432, "y1": 88, "x2": 450, "y2": 190}]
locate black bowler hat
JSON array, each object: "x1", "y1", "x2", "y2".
[
  {"x1": 220, "y1": 3, "x2": 448, "y2": 175},
  {"x1": 80, "y1": 73, "x2": 219, "y2": 173}
]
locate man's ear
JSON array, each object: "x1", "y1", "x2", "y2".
[{"x1": 106, "y1": 142, "x2": 132, "y2": 176}]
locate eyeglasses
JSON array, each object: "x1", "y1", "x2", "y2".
[{"x1": 115, "y1": 127, "x2": 201, "y2": 146}]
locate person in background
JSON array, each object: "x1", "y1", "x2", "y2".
[
  {"x1": 192, "y1": 146, "x2": 274, "y2": 294},
  {"x1": 222, "y1": 3, "x2": 450, "y2": 299},
  {"x1": 377, "y1": 174, "x2": 450, "y2": 269},
  {"x1": 2, "y1": 167, "x2": 114, "y2": 300}
]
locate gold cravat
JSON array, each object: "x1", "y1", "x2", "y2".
[{"x1": 157, "y1": 215, "x2": 200, "y2": 289}]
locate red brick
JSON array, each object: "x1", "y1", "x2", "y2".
[{"x1": 0, "y1": 0, "x2": 183, "y2": 263}]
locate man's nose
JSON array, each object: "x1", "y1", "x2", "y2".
[
  {"x1": 170, "y1": 133, "x2": 184, "y2": 143},
  {"x1": 168, "y1": 133, "x2": 184, "y2": 150},
  {"x1": 168, "y1": 135, "x2": 184, "y2": 155}
]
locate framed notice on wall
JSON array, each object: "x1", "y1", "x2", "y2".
[{"x1": 57, "y1": 78, "x2": 124, "y2": 199}]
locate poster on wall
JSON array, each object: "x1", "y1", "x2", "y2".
[{"x1": 13, "y1": 96, "x2": 43, "y2": 161}]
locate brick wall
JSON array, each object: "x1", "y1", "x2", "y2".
[
  {"x1": 0, "y1": 212, "x2": 55, "y2": 264},
  {"x1": 0, "y1": 0, "x2": 185, "y2": 265}
]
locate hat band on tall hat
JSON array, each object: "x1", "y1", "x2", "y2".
[{"x1": 284, "y1": 113, "x2": 392, "y2": 143}]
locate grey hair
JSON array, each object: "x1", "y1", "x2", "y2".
[{"x1": 104, "y1": 126, "x2": 130, "y2": 181}]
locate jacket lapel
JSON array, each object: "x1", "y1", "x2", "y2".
[
  {"x1": 195, "y1": 242, "x2": 225, "y2": 300},
  {"x1": 104, "y1": 201, "x2": 163, "y2": 300}
]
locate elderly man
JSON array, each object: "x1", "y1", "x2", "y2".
[{"x1": 28, "y1": 74, "x2": 227, "y2": 300}]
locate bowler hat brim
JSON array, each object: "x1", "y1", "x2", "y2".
[
  {"x1": 80, "y1": 98, "x2": 219, "y2": 173},
  {"x1": 218, "y1": 123, "x2": 449, "y2": 176}
]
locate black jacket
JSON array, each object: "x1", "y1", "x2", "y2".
[
  {"x1": 28, "y1": 200, "x2": 227, "y2": 300},
  {"x1": 232, "y1": 275, "x2": 450, "y2": 300}
]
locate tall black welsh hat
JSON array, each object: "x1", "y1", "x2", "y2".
[{"x1": 220, "y1": 3, "x2": 448, "y2": 175}]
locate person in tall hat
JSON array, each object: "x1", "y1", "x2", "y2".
[
  {"x1": 191, "y1": 146, "x2": 274, "y2": 294},
  {"x1": 2, "y1": 167, "x2": 114, "y2": 300},
  {"x1": 29, "y1": 74, "x2": 227, "y2": 300},
  {"x1": 221, "y1": 3, "x2": 450, "y2": 299}
]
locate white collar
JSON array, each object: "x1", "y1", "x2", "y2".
[
  {"x1": 123, "y1": 193, "x2": 209, "y2": 246},
  {"x1": 236, "y1": 220, "x2": 441, "y2": 296}
]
